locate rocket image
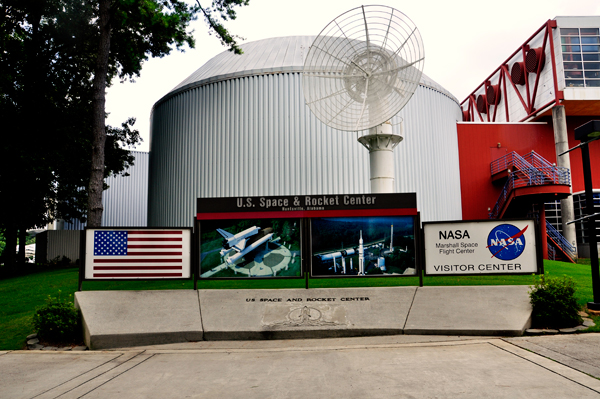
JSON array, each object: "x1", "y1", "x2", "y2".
[{"x1": 358, "y1": 230, "x2": 364, "y2": 275}]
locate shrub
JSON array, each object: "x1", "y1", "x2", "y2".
[
  {"x1": 32, "y1": 291, "x2": 80, "y2": 342},
  {"x1": 529, "y1": 273, "x2": 582, "y2": 329}
]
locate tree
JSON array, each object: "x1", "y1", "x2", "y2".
[
  {"x1": 0, "y1": 0, "x2": 140, "y2": 269},
  {"x1": 87, "y1": 0, "x2": 249, "y2": 227},
  {"x1": 0, "y1": 0, "x2": 249, "y2": 269}
]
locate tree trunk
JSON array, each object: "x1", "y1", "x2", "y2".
[
  {"x1": 3, "y1": 225, "x2": 17, "y2": 272},
  {"x1": 87, "y1": 0, "x2": 112, "y2": 227},
  {"x1": 18, "y1": 227, "x2": 26, "y2": 265}
]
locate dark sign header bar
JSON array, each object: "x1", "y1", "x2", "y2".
[{"x1": 197, "y1": 193, "x2": 417, "y2": 220}]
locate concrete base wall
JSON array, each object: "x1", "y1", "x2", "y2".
[
  {"x1": 74, "y1": 290, "x2": 203, "y2": 349},
  {"x1": 404, "y1": 285, "x2": 532, "y2": 336},
  {"x1": 76, "y1": 285, "x2": 533, "y2": 349},
  {"x1": 199, "y1": 287, "x2": 416, "y2": 340}
]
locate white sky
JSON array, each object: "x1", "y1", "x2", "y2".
[{"x1": 105, "y1": 0, "x2": 600, "y2": 152}]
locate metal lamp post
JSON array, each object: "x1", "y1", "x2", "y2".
[{"x1": 570, "y1": 121, "x2": 600, "y2": 310}]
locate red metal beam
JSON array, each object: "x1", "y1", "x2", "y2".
[
  {"x1": 502, "y1": 65, "x2": 510, "y2": 121},
  {"x1": 460, "y1": 20, "x2": 558, "y2": 122},
  {"x1": 529, "y1": 25, "x2": 550, "y2": 113},
  {"x1": 547, "y1": 19, "x2": 563, "y2": 105}
]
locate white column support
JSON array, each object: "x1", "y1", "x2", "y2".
[
  {"x1": 552, "y1": 105, "x2": 578, "y2": 258},
  {"x1": 358, "y1": 121, "x2": 403, "y2": 193}
]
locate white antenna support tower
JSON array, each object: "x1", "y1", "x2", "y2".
[
  {"x1": 303, "y1": 5, "x2": 424, "y2": 193},
  {"x1": 358, "y1": 121, "x2": 403, "y2": 193}
]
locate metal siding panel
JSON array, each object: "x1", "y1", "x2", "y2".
[
  {"x1": 101, "y1": 151, "x2": 149, "y2": 227},
  {"x1": 64, "y1": 151, "x2": 149, "y2": 229},
  {"x1": 149, "y1": 69, "x2": 462, "y2": 226},
  {"x1": 46, "y1": 231, "x2": 81, "y2": 263}
]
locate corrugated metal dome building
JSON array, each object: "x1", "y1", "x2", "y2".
[{"x1": 149, "y1": 36, "x2": 462, "y2": 227}]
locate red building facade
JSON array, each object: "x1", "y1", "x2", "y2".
[{"x1": 458, "y1": 17, "x2": 600, "y2": 259}]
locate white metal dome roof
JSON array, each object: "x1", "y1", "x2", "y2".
[
  {"x1": 159, "y1": 36, "x2": 458, "y2": 105},
  {"x1": 149, "y1": 36, "x2": 463, "y2": 227}
]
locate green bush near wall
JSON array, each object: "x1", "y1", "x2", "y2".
[
  {"x1": 32, "y1": 291, "x2": 81, "y2": 342},
  {"x1": 529, "y1": 273, "x2": 582, "y2": 328}
]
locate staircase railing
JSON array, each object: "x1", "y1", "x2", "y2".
[
  {"x1": 523, "y1": 151, "x2": 554, "y2": 169},
  {"x1": 491, "y1": 152, "x2": 534, "y2": 175},
  {"x1": 546, "y1": 220, "x2": 577, "y2": 263},
  {"x1": 489, "y1": 151, "x2": 571, "y2": 219},
  {"x1": 548, "y1": 244, "x2": 556, "y2": 261}
]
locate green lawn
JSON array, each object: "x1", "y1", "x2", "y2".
[
  {"x1": 0, "y1": 268, "x2": 80, "y2": 350},
  {"x1": 0, "y1": 259, "x2": 597, "y2": 350}
]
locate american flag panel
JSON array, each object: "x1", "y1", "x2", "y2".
[{"x1": 85, "y1": 229, "x2": 191, "y2": 279}]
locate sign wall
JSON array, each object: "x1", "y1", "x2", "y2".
[
  {"x1": 423, "y1": 219, "x2": 541, "y2": 275},
  {"x1": 197, "y1": 193, "x2": 418, "y2": 279}
]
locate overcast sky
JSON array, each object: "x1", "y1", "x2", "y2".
[{"x1": 105, "y1": 0, "x2": 600, "y2": 152}]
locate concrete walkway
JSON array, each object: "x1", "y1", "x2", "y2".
[{"x1": 2, "y1": 334, "x2": 600, "y2": 398}]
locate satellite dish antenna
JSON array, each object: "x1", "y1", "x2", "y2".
[{"x1": 303, "y1": 5, "x2": 425, "y2": 193}]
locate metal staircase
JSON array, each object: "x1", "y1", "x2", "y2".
[
  {"x1": 489, "y1": 151, "x2": 570, "y2": 219},
  {"x1": 546, "y1": 220, "x2": 577, "y2": 263},
  {"x1": 489, "y1": 151, "x2": 575, "y2": 263}
]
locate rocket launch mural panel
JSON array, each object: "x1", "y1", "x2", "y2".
[{"x1": 310, "y1": 216, "x2": 417, "y2": 277}]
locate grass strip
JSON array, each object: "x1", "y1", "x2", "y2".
[{"x1": 0, "y1": 259, "x2": 597, "y2": 350}]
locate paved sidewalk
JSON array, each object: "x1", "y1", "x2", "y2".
[
  {"x1": 505, "y1": 333, "x2": 600, "y2": 379},
  {"x1": 2, "y1": 335, "x2": 600, "y2": 398}
]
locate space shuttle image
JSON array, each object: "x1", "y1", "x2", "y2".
[
  {"x1": 216, "y1": 226, "x2": 274, "y2": 265},
  {"x1": 217, "y1": 226, "x2": 260, "y2": 257}
]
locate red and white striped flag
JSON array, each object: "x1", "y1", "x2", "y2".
[{"x1": 85, "y1": 229, "x2": 191, "y2": 279}]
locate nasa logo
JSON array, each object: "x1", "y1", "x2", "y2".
[{"x1": 486, "y1": 224, "x2": 528, "y2": 261}]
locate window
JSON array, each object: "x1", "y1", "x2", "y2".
[
  {"x1": 564, "y1": 62, "x2": 583, "y2": 70},
  {"x1": 585, "y1": 71, "x2": 600, "y2": 79},
  {"x1": 565, "y1": 71, "x2": 584, "y2": 79},
  {"x1": 582, "y1": 36, "x2": 600, "y2": 44},
  {"x1": 561, "y1": 27, "x2": 600, "y2": 87},
  {"x1": 573, "y1": 192, "x2": 600, "y2": 244},
  {"x1": 544, "y1": 200, "x2": 562, "y2": 233},
  {"x1": 561, "y1": 28, "x2": 579, "y2": 35},
  {"x1": 546, "y1": 195, "x2": 600, "y2": 246},
  {"x1": 564, "y1": 53, "x2": 582, "y2": 61}
]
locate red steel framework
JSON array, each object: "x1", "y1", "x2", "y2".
[{"x1": 461, "y1": 20, "x2": 563, "y2": 122}]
